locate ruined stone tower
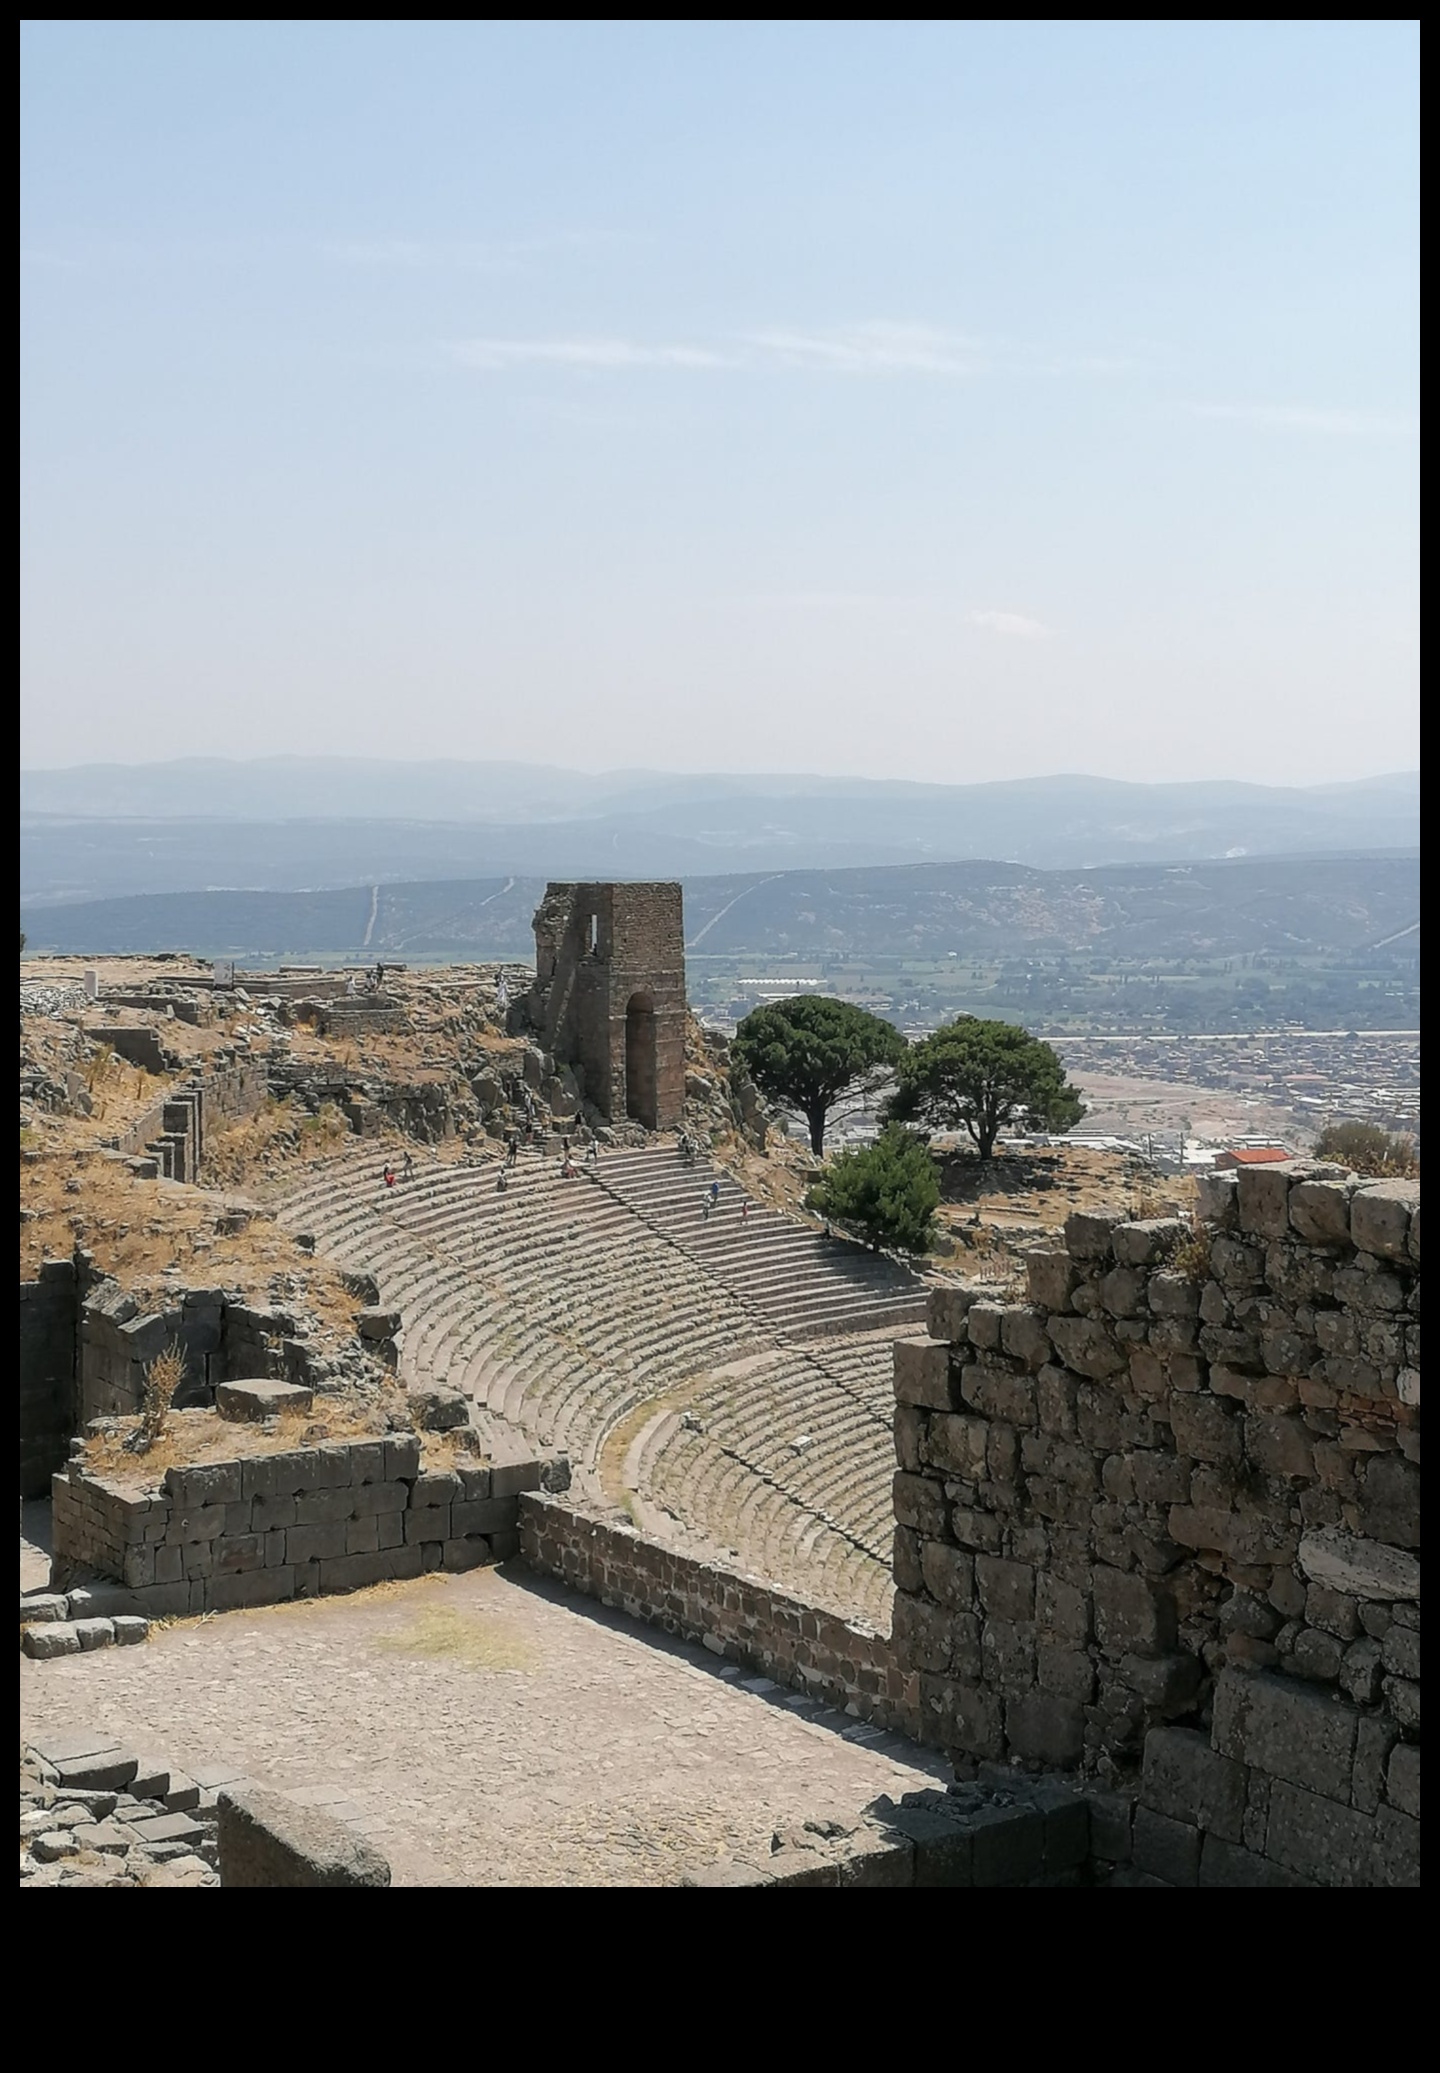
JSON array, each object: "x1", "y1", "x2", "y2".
[{"x1": 527, "y1": 882, "x2": 687, "y2": 1129}]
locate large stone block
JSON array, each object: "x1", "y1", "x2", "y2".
[
  {"x1": 1005, "y1": 1693, "x2": 1084, "y2": 1769},
  {"x1": 975, "y1": 1556, "x2": 1034, "y2": 1623},
  {"x1": 1112, "y1": 1219, "x2": 1187, "y2": 1268},
  {"x1": 1235, "y1": 1163, "x2": 1295, "y2": 1240},
  {"x1": 1064, "y1": 1211, "x2": 1121, "y2": 1262},
  {"x1": 924, "y1": 1413, "x2": 988, "y2": 1477},
  {"x1": 216, "y1": 1380, "x2": 313, "y2": 1422},
  {"x1": 919, "y1": 1542, "x2": 973, "y2": 1609},
  {"x1": 1349, "y1": 1181, "x2": 1418, "y2": 1262},
  {"x1": 893, "y1": 1471, "x2": 948, "y2": 1538},
  {"x1": 1047, "y1": 1315, "x2": 1126, "y2": 1380},
  {"x1": 1169, "y1": 1392, "x2": 1242, "y2": 1466},
  {"x1": 1194, "y1": 1171, "x2": 1238, "y2": 1226},
  {"x1": 1297, "y1": 1527, "x2": 1419, "y2": 1601},
  {"x1": 1263, "y1": 1780, "x2": 1373, "y2": 1886},
  {"x1": 204, "y1": 1565, "x2": 296, "y2": 1613},
  {"x1": 1093, "y1": 1567, "x2": 1176, "y2": 1658},
  {"x1": 893, "y1": 1339, "x2": 957, "y2": 1409},
  {"x1": 927, "y1": 1285, "x2": 977, "y2": 1341},
  {"x1": 924, "y1": 1677, "x2": 1004, "y2": 1759},
  {"x1": 875, "y1": 1806, "x2": 973, "y2": 1886},
  {"x1": 286, "y1": 1523, "x2": 347, "y2": 1564},
  {"x1": 1287, "y1": 1180, "x2": 1353, "y2": 1247},
  {"x1": 968, "y1": 1804, "x2": 1045, "y2": 1886},
  {"x1": 1385, "y1": 1743, "x2": 1420, "y2": 1819},
  {"x1": 1370, "y1": 1804, "x2": 1419, "y2": 1888},
  {"x1": 1141, "y1": 1727, "x2": 1246, "y2": 1842},
  {"x1": 1132, "y1": 1806, "x2": 1200, "y2": 1886},
  {"x1": 1026, "y1": 1249, "x2": 1079, "y2": 1312},
  {"x1": 217, "y1": 1787, "x2": 390, "y2": 1887},
  {"x1": 1198, "y1": 1834, "x2": 1311, "y2": 1887},
  {"x1": 383, "y1": 1433, "x2": 422, "y2": 1482},
  {"x1": 1211, "y1": 1668, "x2": 1357, "y2": 1802},
  {"x1": 164, "y1": 1461, "x2": 244, "y2": 1508}
]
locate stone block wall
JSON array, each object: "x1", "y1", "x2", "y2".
[
  {"x1": 20, "y1": 1261, "x2": 77, "y2": 1499},
  {"x1": 51, "y1": 1434, "x2": 547, "y2": 1613},
  {"x1": 519, "y1": 1495, "x2": 920, "y2": 1735},
  {"x1": 891, "y1": 1162, "x2": 1419, "y2": 1887}
]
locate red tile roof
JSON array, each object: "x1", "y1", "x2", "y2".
[{"x1": 1219, "y1": 1147, "x2": 1293, "y2": 1165}]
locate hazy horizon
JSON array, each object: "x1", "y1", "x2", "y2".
[{"x1": 22, "y1": 21, "x2": 1418, "y2": 785}]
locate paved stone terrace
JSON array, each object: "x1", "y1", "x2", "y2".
[
  {"x1": 19, "y1": 1566, "x2": 946, "y2": 1887},
  {"x1": 277, "y1": 1146, "x2": 925, "y2": 1626}
]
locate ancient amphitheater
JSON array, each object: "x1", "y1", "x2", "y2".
[{"x1": 278, "y1": 1142, "x2": 927, "y2": 1627}]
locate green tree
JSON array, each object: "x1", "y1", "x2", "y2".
[
  {"x1": 886, "y1": 1016, "x2": 1085, "y2": 1161},
  {"x1": 805, "y1": 1125, "x2": 939, "y2": 1254},
  {"x1": 1313, "y1": 1121, "x2": 1418, "y2": 1178},
  {"x1": 732, "y1": 996, "x2": 905, "y2": 1155}
]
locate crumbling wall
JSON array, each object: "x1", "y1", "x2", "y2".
[
  {"x1": 525, "y1": 882, "x2": 687, "y2": 1128},
  {"x1": 891, "y1": 1161, "x2": 1419, "y2": 1887}
]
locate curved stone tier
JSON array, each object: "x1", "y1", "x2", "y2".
[{"x1": 278, "y1": 1146, "x2": 927, "y2": 1626}]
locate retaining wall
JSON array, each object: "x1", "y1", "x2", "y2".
[
  {"x1": 51, "y1": 1432, "x2": 551, "y2": 1613},
  {"x1": 518, "y1": 1494, "x2": 920, "y2": 1736},
  {"x1": 891, "y1": 1160, "x2": 1419, "y2": 1887}
]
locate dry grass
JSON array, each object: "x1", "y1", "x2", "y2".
[
  {"x1": 20, "y1": 1149, "x2": 363, "y2": 1332},
  {"x1": 371, "y1": 1602, "x2": 535, "y2": 1671},
  {"x1": 1165, "y1": 1225, "x2": 1212, "y2": 1284},
  {"x1": 81, "y1": 1387, "x2": 408, "y2": 1486},
  {"x1": 133, "y1": 1341, "x2": 184, "y2": 1448}
]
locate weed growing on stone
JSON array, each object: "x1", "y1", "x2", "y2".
[{"x1": 132, "y1": 1340, "x2": 186, "y2": 1450}]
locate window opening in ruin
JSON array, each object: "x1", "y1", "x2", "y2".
[
  {"x1": 588, "y1": 913, "x2": 599, "y2": 957},
  {"x1": 625, "y1": 991, "x2": 658, "y2": 1129}
]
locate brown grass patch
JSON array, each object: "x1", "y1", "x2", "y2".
[{"x1": 371, "y1": 1602, "x2": 534, "y2": 1671}]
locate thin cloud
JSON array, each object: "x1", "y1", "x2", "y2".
[
  {"x1": 450, "y1": 336, "x2": 733, "y2": 370},
  {"x1": 447, "y1": 321, "x2": 982, "y2": 377},
  {"x1": 966, "y1": 609, "x2": 1053, "y2": 641},
  {"x1": 1184, "y1": 402, "x2": 1417, "y2": 437},
  {"x1": 739, "y1": 322, "x2": 982, "y2": 375}
]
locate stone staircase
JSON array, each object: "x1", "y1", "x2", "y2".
[
  {"x1": 275, "y1": 1145, "x2": 927, "y2": 1626},
  {"x1": 586, "y1": 1145, "x2": 929, "y2": 1340}
]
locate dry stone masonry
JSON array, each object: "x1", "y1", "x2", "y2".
[
  {"x1": 50, "y1": 1430, "x2": 567, "y2": 1616},
  {"x1": 890, "y1": 1160, "x2": 1419, "y2": 1887}
]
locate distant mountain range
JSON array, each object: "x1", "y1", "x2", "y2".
[
  {"x1": 19, "y1": 851, "x2": 1420, "y2": 965},
  {"x1": 19, "y1": 762, "x2": 1419, "y2": 904}
]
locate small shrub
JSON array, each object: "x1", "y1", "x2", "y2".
[
  {"x1": 1165, "y1": 1226, "x2": 1212, "y2": 1284},
  {"x1": 130, "y1": 1340, "x2": 186, "y2": 1451},
  {"x1": 1313, "y1": 1121, "x2": 1419, "y2": 1178}
]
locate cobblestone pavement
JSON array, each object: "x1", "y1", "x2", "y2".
[{"x1": 20, "y1": 1565, "x2": 946, "y2": 1887}]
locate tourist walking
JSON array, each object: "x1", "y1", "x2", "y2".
[
  {"x1": 402, "y1": 1148, "x2": 415, "y2": 1180},
  {"x1": 382, "y1": 1165, "x2": 396, "y2": 1190}
]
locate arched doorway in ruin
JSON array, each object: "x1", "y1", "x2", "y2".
[{"x1": 625, "y1": 991, "x2": 658, "y2": 1129}]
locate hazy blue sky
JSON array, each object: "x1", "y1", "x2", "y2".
[{"x1": 21, "y1": 20, "x2": 1418, "y2": 784}]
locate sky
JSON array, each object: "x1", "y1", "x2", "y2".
[{"x1": 20, "y1": 20, "x2": 1419, "y2": 785}]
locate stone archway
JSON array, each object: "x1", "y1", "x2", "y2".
[{"x1": 625, "y1": 991, "x2": 658, "y2": 1129}]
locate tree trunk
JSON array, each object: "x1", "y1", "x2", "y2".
[
  {"x1": 806, "y1": 1104, "x2": 827, "y2": 1156},
  {"x1": 976, "y1": 1116, "x2": 998, "y2": 1160}
]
